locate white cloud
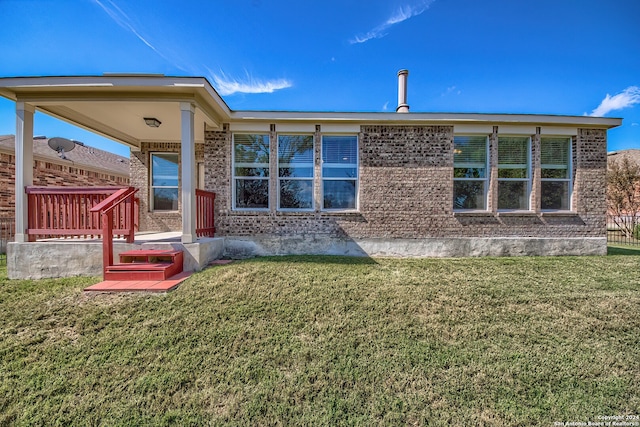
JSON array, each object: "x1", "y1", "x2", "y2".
[
  {"x1": 93, "y1": 0, "x2": 156, "y2": 55},
  {"x1": 442, "y1": 85, "x2": 460, "y2": 96},
  {"x1": 590, "y1": 86, "x2": 640, "y2": 117},
  {"x1": 208, "y1": 70, "x2": 292, "y2": 96},
  {"x1": 350, "y1": 0, "x2": 434, "y2": 44},
  {"x1": 382, "y1": 101, "x2": 389, "y2": 111},
  {"x1": 93, "y1": 0, "x2": 189, "y2": 72},
  {"x1": 95, "y1": 0, "x2": 290, "y2": 96}
]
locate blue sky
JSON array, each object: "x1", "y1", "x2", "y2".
[{"x1": 0, "y1": 0, "x2": 639, "y2": 157}]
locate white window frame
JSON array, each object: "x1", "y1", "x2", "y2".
[
  {"x1": 321, "y1": 134, "x2": 359, "y2": 212},
  {"x1": 232, "y1": 133, "x2": 270, "y2": 211},
  {"x1": 497, "y1": 136, "x2": 531, "y2": 211},
  {"x1": 197, "y1": 162, "x2": 205, "y2": 190},
  {"x1": 453, "y1": 135, "x2": 489, "y2": 211},
  {"x1": 277, "y1": 134, "x2": 315, "y2": 212},
  {"x1": 540, "y1": 136, "x2": 573, "y2": 211},
  {"x1": 150, "y1": 152, "x2": 179, "y2": 212}
]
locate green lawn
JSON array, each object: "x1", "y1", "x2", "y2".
[{"x1": 1, "y1": 251, "x2": 639, "y2": 426}]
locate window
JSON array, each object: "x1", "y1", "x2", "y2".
[
  {"x1": 498, "y1": 137, "x2": 530, "y2": 210},
  {"x1": 322, "y1": 135, "x2": 358, "y2": 210},
  {"x1": 453, "y1": 136, "x2": 488, "y2": 210},
  {"x1": 151, "y1": 153, "x2": 179, "y2": 211},
  {"x1": 541, "y1": 137, "x2": 572, "y2": 210},
  {"x1": 233, "y1": 133, "x2": 270, "y2": 209},
  {"x1": 278, "y1": 135, "x2": 314, "y2": 210}
]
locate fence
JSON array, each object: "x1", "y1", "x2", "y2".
[
  {"x1": 607, "y1": 214, "x2": 640, "y2": 246},
  {"x1": 0, "y1": 218, "x2": 14, "y2": 266}
]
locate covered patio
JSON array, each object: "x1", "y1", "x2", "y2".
[{"x1": 0, "y1": 75, "x2": 230, "y2": 279}]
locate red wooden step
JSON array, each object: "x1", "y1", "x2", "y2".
[
  {"x1": 105, "y1": 249, "x2": 184, "y2": 281},
  {"x1": 118, "y1": 249, "x2": 183, "y2": 265},
  {"x1": 84, "y1": 271, "x2": 192, "y2": 293},
  {"x1": 108, "y1": 263, "x2": 175, "y2": 271}
]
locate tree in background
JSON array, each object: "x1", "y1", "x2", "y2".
[{"x1": 607, "y1": 156, "x2": 640, "y2": 239}]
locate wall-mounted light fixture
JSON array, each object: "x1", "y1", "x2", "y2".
[{"x1": 144, "y1": 117, "x2": 162, "y2": 128}]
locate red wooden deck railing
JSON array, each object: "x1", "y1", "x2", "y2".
[
  {"x1": 196, "y1": 189, "x2": 216, "y2": 237},
  {"x1": 25, "y1": 186, "x2": 214, "y2": 278},
  {"x1": 90, "y1": 187, "x2": 139, "y2": 276},
  {"x1": 26, "y1": 186, "x2": 138, "y2": 241}
]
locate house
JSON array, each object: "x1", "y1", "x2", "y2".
[
  {"x1": 0, "y1": 72, "x2": 622, "y2": 279},
  {"x1": 0, "y1": 134, "x2": 129, "y2": 220},
  {"x1": 608, "y1": 149, "x2": 640, "y2": 168},
  {"x1": 606, "y1": 149, "x2": 640, "y2": 240}
]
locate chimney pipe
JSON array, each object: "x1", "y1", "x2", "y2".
[{"x1": 396, "y1": 69, "x2": 409, "y2": 113}]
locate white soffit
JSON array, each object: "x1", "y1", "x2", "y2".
[
  {"x1": 318, "y1": 124, "x2": 361, "y2": 134},
  {"x1": 453, "y1": 125, "x2": 494, "y2": 134},
  {"x1": 540, "y1": 127, "x2": 578, "y2": 136},
  {"x1": 229, "y1": 122, "x2": 271, "y2": 132},
  {"x1": 274, "y1": 124, "x2": 316, "y2": 133},
  {"x1": 229, "y1": 123, "x2": 361, "y2": 133},
  {"x1": 39, "y1": 100, "x2": 208, "y2": 145},
  {"x1": 497, "y1": 125, "x2": 537, "y2": 135}
]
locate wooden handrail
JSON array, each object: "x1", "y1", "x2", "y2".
[
  {"x1": 26, "y1": 186, "x2": 128, "y2": 195},
  {"x1": 90, "y1": 187, "x2": 137, "y2": 214},
  {"x1": 25, "y1": 186, "x2": 138, "y2": 241},
  {"x1": 90, "y1": 187, "x2": 138, "y2": 278}
]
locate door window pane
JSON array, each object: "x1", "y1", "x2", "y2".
[{"x1": 151, "y1": 153, "x2": 179, "y2": 211}]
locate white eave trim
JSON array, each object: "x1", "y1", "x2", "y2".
[
  {"x1": 0, "y1": 75, "x2": 232, "y2": 119},
  {"x1": 230, "y1": 111, "x2": 622, "y2": 129},
  {"x1": 0, "y1": 76, "x2": 622, "y2": 130}
]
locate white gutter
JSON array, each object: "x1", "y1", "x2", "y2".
[{"x1": 229, "y1": 111, "x2": 622, "y2": 129}]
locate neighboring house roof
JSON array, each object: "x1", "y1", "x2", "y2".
[
  {"x1": 0, "y1": 134, "x2": 129, "y2": 178},
  {"x1": 608, "y1": 149, "x2": 640, "y2": 167}
]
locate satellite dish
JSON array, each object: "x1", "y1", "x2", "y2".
[{"x1": 48, "y1": 137, "x2": 76, "y2": 160}]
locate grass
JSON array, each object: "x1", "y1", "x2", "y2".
[
  {"x1": 1, "y1": 252, "x2": 639, "y2": 426},
  {"x1": 608, "y1": 243, "x2": 640, "y2": 256}
]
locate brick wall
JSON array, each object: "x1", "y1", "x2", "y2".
[
  {"x1": 135, "y1": 124, "x2": 607, "y2": 242},
  {"x1": 0, "y1": 152, "x2": 129, "y2": 220}
]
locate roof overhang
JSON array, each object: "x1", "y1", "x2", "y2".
[
  {"x1": 230, "y1": 110, "x2": 622, "y2": 129},
  {"x1": 0, "y1": 75, "x2": 622, "y2": 150},
  {"x1": 0, "y1": 75, "x2": 232, "y2": 149}
]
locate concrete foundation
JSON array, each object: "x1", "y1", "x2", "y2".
[
  {"x1": 223, "y1": 236, "x2": 607, "y2": 259},
  {"x1": 6, "y1": 235, "x2": 605, "y2": 280},
  {"x1": 7, "y1": 238, "x2": 224, "y2": 280}
]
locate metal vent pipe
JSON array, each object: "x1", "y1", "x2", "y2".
[{"x1": 396, "y1": 69, "x2": 409, "y2": 113}]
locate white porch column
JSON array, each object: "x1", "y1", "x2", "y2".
[
  {"x1": 180, "y1": 102, "x2": 196, "y2": 243},
  {"x1": 15, "y1": 102, "x2": 35, "y2": 243}
]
